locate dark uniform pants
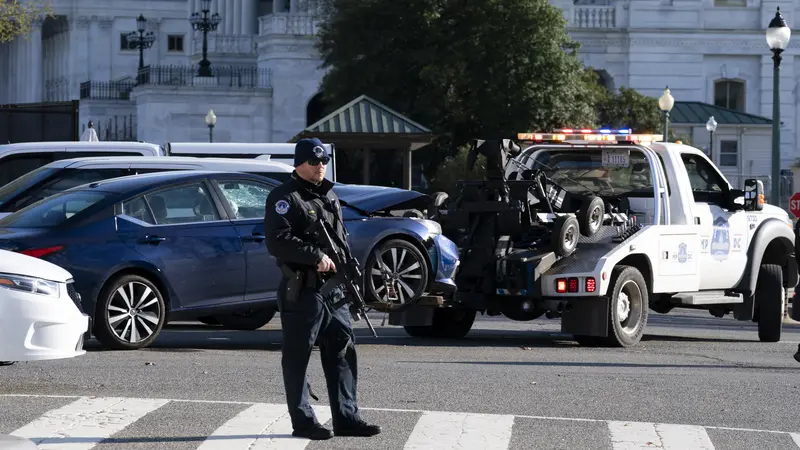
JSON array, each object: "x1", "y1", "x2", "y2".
[{"x1": 277, "y1": 277, "x2": 360, "y2": 430}]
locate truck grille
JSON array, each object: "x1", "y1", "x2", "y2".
[{"x1": 66, "y1": 282, "x2": 83, "y2": 312}]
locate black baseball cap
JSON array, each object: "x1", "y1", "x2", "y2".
[{"x1": 294, "y1": 137, "x2": 330, "y2": 167}]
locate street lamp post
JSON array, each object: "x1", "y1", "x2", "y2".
[
  {"x1": 128, "y1": 14, "x2": 156, "y2": 84},
  {"x1": 706, "y1": 116, "x2": 717, "y2": 161},
  {"x1": 658, "y1": 86, "x2": 674, "y2": 142},
  {"x1": 190, "y1": 0, "x2": 222, "y2": 78},
  {"x1": 205, "y1": 109, "x2": 216, "y2": 143},
  {"x1": 766, "y1": 6, "x2": 791, "y2": 205}
]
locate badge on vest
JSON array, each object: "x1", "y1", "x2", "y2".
[{"x1": 275, "y1": 200, "x2": 290, "y2": 215}]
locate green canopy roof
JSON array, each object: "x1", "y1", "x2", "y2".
[
  {"x1": 670, "y1": 101, "x2": 772, "y2": 125},
  {"x1": 305, "y1": 94, "x2": 431, "y2": 134}
]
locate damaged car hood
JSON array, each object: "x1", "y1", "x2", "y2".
[{"x1": 332, "y1": 184, "x2": 431, "y2": 214}]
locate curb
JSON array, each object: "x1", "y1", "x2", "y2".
[{"x1": 0, "y1": 435, "x2": 37, "y2": 449}]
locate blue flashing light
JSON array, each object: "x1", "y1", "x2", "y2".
[
  {"x1": 599, "y1": 129, "x2": 611, "y2": 134},
  {"x1": 617, "y1": 128, "x2": 631, "y2": 134}
]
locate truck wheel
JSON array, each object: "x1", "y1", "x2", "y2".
[
  {"x1": 604, "y1": 266, "x2": 648, "y2": 347},
  {"x1": 404, "y1": 308, "x2": 476, "y2": 339},
  {"x1": 552, "y1": 216, "x2": 580, "y2": 257},
  {"x1": 577, "y1": 196, "x2": 605, "y2": 237},
  {"x1": 756, "y1": 264, "x2": 784, "y2": 343}
]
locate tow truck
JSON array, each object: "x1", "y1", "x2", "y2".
[{"x1": 388, "y1": 130, "x2": 798, "y2": 347}]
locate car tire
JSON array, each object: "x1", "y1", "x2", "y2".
[
  {"x1": 552, "y1": 215, "x2": 580, "y2": 257},
  {"x1": 365, "y1": 239, "x2": 429, "y2": 307},
  {"x1": 756, "y1": 264, "x2": 783, "y2": 343},
  {"x1": 577, "y1": 196, "x2": 605, "y2": 237},
  {"x1": 94, "y1": 274, "x2": 166, "y2": 350},
  {"x1": 603, "y1": 265, "x2": 648, "y2": 347},
  {"x1": 404, "y1": 307, "x2": 476, "y2": 339},
  {"x1": 213, "y1": 307, "x2": 277, "y2": 330}
]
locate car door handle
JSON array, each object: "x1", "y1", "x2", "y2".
[
  {"x1": 242, "y1": 234, "x2": 265, "y2": 242},
  {"x1": 139, "y1": 235, "x2": 167, "y2": 244}
]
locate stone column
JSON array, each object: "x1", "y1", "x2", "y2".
[
  {"x1": 226, "y1": 0, "x2": 235, "y2": 35},
  {"x1": 242, "y1": 0, "x2": 257, "y2": 34},
  {"x1": 233, "y1": 0, "x2": 242, "y2": 34},
  {"x1": 30, "y1": 22, "x2": 43, "y2": 102}
]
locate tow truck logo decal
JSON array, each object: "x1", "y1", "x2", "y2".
[
  {"x1": 711, "y1": 216, "x2": 730, "y2": 261},
  {"x1": 677, "y1": 243, "x2": 690, "y2": 263}
]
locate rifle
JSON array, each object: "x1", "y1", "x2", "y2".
[{"x1": 305, "y1": 217, "x2": 378, "y2": 338}]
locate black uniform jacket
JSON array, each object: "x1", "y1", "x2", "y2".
[{"x1": 264, "y1": 171, "x2": 351, "y2": 272}]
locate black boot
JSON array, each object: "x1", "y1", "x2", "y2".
[
  {"x1": 292, "y1": 424, "x2": 333, "y2": 440},
  {"x1": 794, "y1": 344, "x2": 800, "y2": 364},
  {"x1": 334, "y1": 418, "x2": 382, "y2": 437}
]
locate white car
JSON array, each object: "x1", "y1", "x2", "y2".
[{"x1": 0, "y1": 249, "x2": 89, "y2": 363}]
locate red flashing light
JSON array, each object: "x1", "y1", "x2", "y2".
[
  {"x1": 586, "y1": 277, "x2": 596, "y2": 293},
  {"x1": 556, "y1": 279, "x2": 567, "y2": 293},
  {"x1": 19, "y1": 246, "x2": 64, "y2": 258}
]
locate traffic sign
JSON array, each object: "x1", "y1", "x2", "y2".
[{"x1": 789, "y1": 192, "x2": 800, "y2": 218}]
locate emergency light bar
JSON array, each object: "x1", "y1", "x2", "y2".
[{"x1": 517, "y1": 129, "x2": 663, "y2": 145}]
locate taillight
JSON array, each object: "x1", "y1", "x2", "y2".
[
  {"x1": 19, "y1": 246, "x2": 64, "y2": 258},
  {"x1": 586, "y1": 277, "x2": 596, "y2": 293},
  {"x1": 567, "y1": 277, "x2": 579, "y2": 293}
]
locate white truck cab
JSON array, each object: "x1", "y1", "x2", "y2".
[{"x1": 510, "y1": 130, "x2": 797, "y2": 346}]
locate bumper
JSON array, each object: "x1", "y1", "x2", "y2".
[
  {"x1": 0, "y1": 286, "x2": 90, "y2": 362},
  {"x1": 429, "y1": 234, "x2": 459, "y2": 293}
]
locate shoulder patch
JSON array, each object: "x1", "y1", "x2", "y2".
[{"x1": 275, "y1": 199, "x2": 290, "y2": 215}]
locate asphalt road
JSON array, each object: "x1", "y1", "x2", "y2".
[{"x1": 1, "y1": 309, "x2": 799, "y2": 449}]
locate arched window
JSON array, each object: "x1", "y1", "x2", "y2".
[{"x1": 714, "y1": 79, "x2": 745, "y2": 112}]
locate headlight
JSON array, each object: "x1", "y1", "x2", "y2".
[{"x1": 0, "y1": 273, "x2": 60, "y2": 297}]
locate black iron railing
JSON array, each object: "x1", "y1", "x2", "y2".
[
  {"x1": 136, "y1": 64, "x2": 272, "y2": 89},
  {"x1": 79, "y1": 81, "x2": 137, "y2": 100}
]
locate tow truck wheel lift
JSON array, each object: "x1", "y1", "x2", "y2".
[{"x1": 386, "y1": 132, "x2": 667, "y2": 347}]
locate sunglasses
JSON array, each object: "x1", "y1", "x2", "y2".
[{"x1": 307, "y1": 157, "x2": 330, "y2": 166}]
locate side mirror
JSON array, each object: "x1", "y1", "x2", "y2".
[
  {"x1": 728, "y1": 189, "x2": 745, "y2": 210},
  {"x1": 743, "y1": 179, "x2": 765, "y2": 211}
]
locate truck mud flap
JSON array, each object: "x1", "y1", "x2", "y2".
[{"x1": 560, "y1": 297, "x2": 609, "y2": 337}]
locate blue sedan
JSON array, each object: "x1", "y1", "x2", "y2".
[{"x1": 0, "y1": 170, "x2": 459, "y2": 350}]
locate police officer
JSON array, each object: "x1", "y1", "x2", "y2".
[{"x1": 264, "y1": 137, "x2": 381, "y2": 440}]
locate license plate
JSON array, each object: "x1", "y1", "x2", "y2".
[{"x1": 602, "y1": 149, "x2": 630, "y2": 167}]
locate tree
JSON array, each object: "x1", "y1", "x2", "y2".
[
  {"x1": 315, "y1": 0, "x2": 602, "y2": 180},
  {"x1": 0, "y1": 0, "x2": 53, "y2": 44}
]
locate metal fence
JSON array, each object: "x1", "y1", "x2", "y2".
[
  {"x1": 80, "y1": 114, "x2": 137, "y2": 141},
  {"x1": 136, "y1": 65, "x2": 272, "y2": 89},
  {"x1": 79, "y1": 81, "x2": 138, "y2": 101}
]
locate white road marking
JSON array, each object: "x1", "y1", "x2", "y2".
[
  {"x1": 197, "y1": 403, "x2": 332, "y2": 450},
  {"x1": 2, "y1": 394, "x2": 799, "y2": 449},
  {"x1": 9, "y1": 396, "x2": 169, "y2": 450},
  {"x1": 403, "y1": 411, "x2": 515, "y2": 450},
  {"x1": 608, "y1": 421, "x2": 715, "y2": 450}
]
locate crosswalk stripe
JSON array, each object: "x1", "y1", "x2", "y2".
[
  {"x1": 197, "y1": 403, "x2": 332, "y2": 450},
  {"x1": 608, "y1": 421, "x2": 716, "y2": 450},
  {"x1": 403, "y1": 411, "x2": 515, "y2": 450},
  {"x1": 9, "y1": 396, "x2": 169, "y2": 449},
  {"x1": 2, "y1": 395, "x2": 800, "y2": 449}
]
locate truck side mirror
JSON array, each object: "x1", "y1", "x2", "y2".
[{"x1": 743, "y1": 179, "x2": 764, "y2": 211}]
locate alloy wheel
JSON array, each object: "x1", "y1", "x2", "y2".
[
  {"x1": 106, "y1": 281, "x2": 162, "y2": 344},
  {"x1": 369, "y1": 246, "x2": 425, "y2": 305}
]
